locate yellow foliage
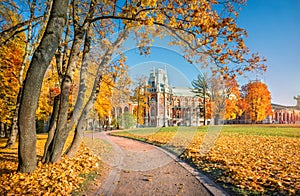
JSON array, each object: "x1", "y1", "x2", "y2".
[
  {"x1": 0, "y1": 133, "x2": 102, "y2": 195},
  {"x1": 94, "y1": 75, "x2": 114, "y2": 119},
  {"x1": 0, "y1": 32, "x2": 25, "y2": 125},
  {"x1": 36, "y1": 64, "x2": 60, "y2": 120}
]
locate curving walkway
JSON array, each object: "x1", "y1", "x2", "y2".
[{"x1": 84, "y1": 131, "x2": 228, "y2": 196}]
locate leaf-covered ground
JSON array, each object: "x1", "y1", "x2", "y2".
[
  {"x1": 0, "y1": 133, "x2": 103, "y2": 195},
  {"x1": 111, "y1": 125, "x2": 300, "y2": 195}
]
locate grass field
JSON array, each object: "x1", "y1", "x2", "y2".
[{"x1": 111, "y1": 125, "x2": 300, "y2": 195}]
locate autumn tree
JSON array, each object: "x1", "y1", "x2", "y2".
[
  {"x1": 36, "y1": 64, "x2": 60, "y2": 121},
  {"x1": 208, "y1": 76, "x2": 227, "y2": 125},
  {"x1": 94, "y1": 75, "x2": 114, "y2": 127},
  {"x1": 132, "y1": 76, "x2": 149, "y2": 127},
  {"x1": 242, "y1": 80, "x2": 272, "y2": 123},
  {"x1": 0, "y1": 31, "x2": 25, "y2": 133},
  {"x1": 0, "y1": 5, "x2": 27, "y2": 147},
  {"x1": 1, "y1": 0, "x2": 268, "y2": 173},
  {"x1": 2, "y1": 0, "x2": 53, "y2": 148},
  {"x1": 17, "y1": 0, "x2": 68, "y2": 173},
  {"x1": 111, "y1": 64, "x2": 131, "y2": 128},
  {"x1": 224, "y1": 78, "x2": 242, "y2": 120},
  {"x1": 65, "y1": 30, "x2": 129, "y2": 158}
]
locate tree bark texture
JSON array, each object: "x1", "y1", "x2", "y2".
[
  {"x1": 44, "y1": 30, "x2": 86, "y2": 163},
  {"x1": 65, "y1": 101, "x2": 90, "y2": 157},
  {"x1": 42, "y1": 95, "x2": 60, "y2": 163},
  {"x1": 18, "y1": 0, "x2": 68, "y2": 173},
  {"x1": 64, "y1": 24, "x2": 93, "y2": 158},
  {"x1": 45, "y1": 77, "x2": 72, "y2": 163},
  {"x1": 46, "y1": 1, "x2": 98, "y2": 162}
]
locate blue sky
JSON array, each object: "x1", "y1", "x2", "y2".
[
  {"x1": 238, "y1": 0, "x2": 300, "y2": 106},
  {"x1": 126, "y1": 0, "x2": 300, "y2": 106}
]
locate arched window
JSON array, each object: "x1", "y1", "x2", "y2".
[{"x1": 124, "y1": 106, "x2": 129, "y2": 113}]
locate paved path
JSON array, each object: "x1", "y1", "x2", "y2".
[{"x1": 85, "y1": 132, "x2": 228, "y2": 196}]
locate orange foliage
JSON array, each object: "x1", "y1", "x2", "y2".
[
  {"x1": 0, "y1": 33, "x2": 25, "y2": 125},
  {"x1": 243, "y1": 81, "x2": 272, "y2": 122},
  {"x1": 185, "y1": 134, "x2": 300, "y2": 195},
  {"x1": 224, "y1": 78, "x2": 241, "y2": 120}
]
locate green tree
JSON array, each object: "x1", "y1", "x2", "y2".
[
  {"x1": 191, "y1": 74, "x2": 210, "y2": 125},
  {"x1": 118, "y1": 112, "x2": 136, "y2": 129}
]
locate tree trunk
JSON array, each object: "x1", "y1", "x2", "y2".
[
  {"x1": 65, "y1": 75, "x2": 102, "y2": 157},
  {"x1": 18, "y1": 0, "x2": 68, "y2": 173},
  {"x1": 44, "y1": 77, "x2": 72, "y2": 163},
  {"x1": 43, "y1": 0, "x2": 97, "y2": 162},
  {"x1": 42, "y1": 95, "x2": 60, "y2": 163},
  {"x1": 5, "y1": 117, "x2": 18, "y2": 148},
  {"x1": 50, "y1": 0, "x2": 98, "y2": 148},
  {"x1": 45, "y1": 21, "x2": 93, "y2": 163},
  {"x1": 203, "y1": 89, "x2": 206, "y2": 126},
  {"x1": 65, "y1": 99, "x2": 92, "y2": 157},
  {"x1": 4, "y1": 124, "x2": 10, "y2": 138},
  {"x1": 0, "y1": 122, "x2": 5, "y2": 137},
  {"x1": 6, "y1": 0, "x2": 44, "y2": 148},
  {"x1": 5, "y1": 88, "x2": 23, "y2": 148}
]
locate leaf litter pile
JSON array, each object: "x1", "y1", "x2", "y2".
[
  {"x1": 0, "y1": 134, "x2": 104, "y2": 195},
  {"x1": 112, "y1": 126, "x2": 300, "y2": 195}
]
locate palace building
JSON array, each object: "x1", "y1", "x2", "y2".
[
  {"x1": 112, "y1": 68, "x2": 300, "y2": 128},
  {"x1": 144, "y1": 68, "x2": 208, "y2": 127},
  {"x1": 270, "y1": 96, "x2": 300, "y2": 124}
]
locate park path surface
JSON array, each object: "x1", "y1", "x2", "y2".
[{"x1": 84, "y1": 131, "x2": 228, "y2": 196}]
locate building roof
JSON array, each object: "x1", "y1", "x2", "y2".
[
  {"x1": 171, "y1": 87, "x2": 195, "y2": 97},
  {"x1": 271, "y1": 103, "x2": 298, "y2": 110}
]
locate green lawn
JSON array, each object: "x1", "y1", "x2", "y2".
[{"x1": 114, "y1": 124, "x2": 300, "y2": 138}]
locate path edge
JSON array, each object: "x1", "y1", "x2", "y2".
[
  {"x1": 107, "y1": 133, "x2": 230, "y2": 196},
  {"x1": 153, "y1": 145, "x2": 230, "y2": 196}
]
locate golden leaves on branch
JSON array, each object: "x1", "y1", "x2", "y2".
[{"x1": 0, "y1": 30, "x2": 25, "y2": 125}]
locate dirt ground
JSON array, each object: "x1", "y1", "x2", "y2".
[{"x1": 84, "y1": 132, "x2": 216, "y2": 196}]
